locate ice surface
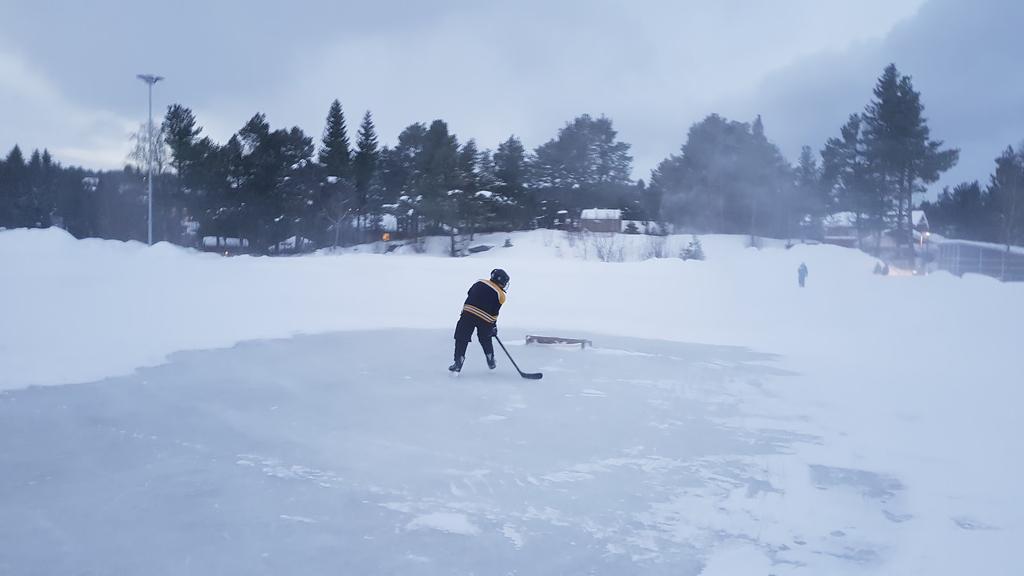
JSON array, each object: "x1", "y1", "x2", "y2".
[{"x1": 0, "y1": 330, "x2": 878, "y2": 575}]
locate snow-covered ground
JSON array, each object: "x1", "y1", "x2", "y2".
[{"x1": 1, "y1": 227, "x2": 1021, "y2": 574}]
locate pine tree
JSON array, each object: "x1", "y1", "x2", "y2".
[
  {"x1": 531, "y1": 114, "x2": 633, "y2": 189},
  {"x1": 457, "y1": 139, "x2": 481, "y2": 237},
  {"x1": 987, "y1": 145, "x2": 1024, "y2": 248},
  {"x1": 477, "y1": 149, "x2": 496, "y2": 191},
  {"x1": 681, "y1": 235, "x2": 704, "y2": 260},
  {"x1": 531, "y1": 114, "x2": 633, "y2": 215},
  {"x1": 1, "y1": 146, "x2": 29, "y2": 227},
  {"x1": 415, "y1": 120, "x2": 461, "y2": 234},
  {"x1": 494, "y1": 136, "x2": 528, "y2": 191},
  {"x1": 317, "y1": 101, "x2": 353, "y2": 245},
  {"x1": 923, "y1": 181, "x2": 991, "y2": 241},
  {"x1": 742, "y1": 115, "x2": 792, "y2": 241},
  {"x1": 458, "y1": 139, "x2": 480, "y2": 194},
  {"x1": 352, "y1": 111, "x2": 380, "y2": 237},
  {"x1": 380, "y1": 123, "x2": 427, "y2": 205},
  {"x1": 25, "y1": 149, "x2": 56, "y2": 227},
  {"x1": 161, "y1": 104, "x2": 221, "y2": 238},
  {"x1": 794, "y1": 145, "x2": 825, "y2": 238},
  {"x1": 493, "y1": 135, "x2": 531, "y2": 227},
  {"x1": 163, "y1": 104, "x2": 202, "y2": 177},
  {"x1": 861, "y1": 64, "x2": 958, "y2": 255},
  {"x1": 226, "y1": 114, "x2": 316, "y2": 251},
  {"x1": 319, "y1": 100, "x2": 351, "y2": 180},
  {"x1": 821, "y1": 114, "x2": 880, "y2": 249},
  {"x1": 752, "y1": 115, "x2": 765, "y2": 141},
  {"x1": 651, "y1": 114, "x2": 789, "y2": 236}
]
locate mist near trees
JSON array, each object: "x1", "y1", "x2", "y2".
[{"x1": 2, "y1": 63, "x2": 1019, "y2": 253}]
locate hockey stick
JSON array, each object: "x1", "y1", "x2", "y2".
[{"x1": 494, "y1": 335, "x2": 543, "y2": 380}]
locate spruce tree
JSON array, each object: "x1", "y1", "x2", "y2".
[
  {"x1": 163, "y1": 104, "x2": 202, "y2": 178},
  {"x1": 319, "y1": 100, "x2": 351, "y2": 180},
  {"x1": 317, "y1": 101, "x2": 352, "y2": 244},
  {"x1": 532, "y1": 114, "x2": 632, "y2": 190},
  {"x1": 490, "y1": 136, "x2": 529, "y2": 229},
  {"x1": 681, "y1": 235, "x2": 704, "y2": 260},
  {"x1": 987, "y1": 145, "x2": 1024, "y2": 248},
  {"x1": 923, "y1": 181, "x2": 990, "y2": 241},
  {"x1": 2, "y1": 146, "x2": 29, "y2": 227},
  {"x1": 821, "y1": 115, "x2": 879, "y2": 249},
  {"x1": 227, "y1": 114, "x2": 316, "y2": 251},
  {"x1": 650, "y1": 114, "x2": 789, "y2": 236},
  {"x1": 415, "y1": 120, "x2": 460, "y2": 233},
  {"x1": 741, "y1": 114, "x2": 792, "y2": 241},
  {"x1": 794, "y1": 145, "x2": 825, "y2": 238},
  {"x1": 352, "y1": 111, "x2": 380, "y2": 235},
  {"x1": 458, "y1": 139, "x2": 481, "y2": 237},
  {"x1": 861, "y1": 64, "x2": 958, "y2": 255},
  {"x1": 458, "y1": 139, "x2": 480, "y2": 194}
]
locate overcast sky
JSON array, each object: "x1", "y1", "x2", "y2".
[{"x1": 1, "y1": 0, "x2": 1019, "y2": 192}]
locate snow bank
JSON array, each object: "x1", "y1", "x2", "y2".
[
  {"x1": 320, "y1": 229, "x2": 796, "y2": 262},
  {"x1": 3, "y1": 226, "x2": 1019, "y2": 391}
]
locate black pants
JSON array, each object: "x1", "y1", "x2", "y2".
[{"x1": 453, "y1": 313, "x2": 494, "y2": 360}]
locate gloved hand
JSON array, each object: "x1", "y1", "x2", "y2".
[{"x1": 490, "y1": 325, "x2": 498, "y2": 337}]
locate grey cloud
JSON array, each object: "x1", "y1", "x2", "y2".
[
  {"x1": 729, "y1": 0, "x2": 1024, "y2": 194},
  {"x1": 1, "y1": 0, "x2": 942, "y2": 175}
]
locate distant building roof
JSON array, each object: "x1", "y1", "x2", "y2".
[
  {"x1": 823, "y1": 211, "x2": 858, "y2": 228},
  {"x1": 912, "y1": 210, "x2": 929, "y2": 228},
  {"x1": 580, "y1": 208, "x2": 622, "y2": 220}
]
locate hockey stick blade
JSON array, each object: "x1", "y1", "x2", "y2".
[{"x1": 494, "y1": 335, "x2": 544, "y2": 380}]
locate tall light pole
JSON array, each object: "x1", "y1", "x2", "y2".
[{"x1": 136, "y1": 74, "x2": 164, "y2": 245}]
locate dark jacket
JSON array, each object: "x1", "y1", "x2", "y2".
[{"x1": 461, "y1": 280, "x2": 506, "y2": 324}]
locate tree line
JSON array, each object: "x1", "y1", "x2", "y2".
[{"x1": 1, "y1": 63, "x2": 1021, "y2": 253}]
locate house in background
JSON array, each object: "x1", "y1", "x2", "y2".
[
  {"x1": 580, "y1": 208, "x2": 622, "y2": 233},
  {"x1": 201, "y1": 236, "x2": 250, "y2": 255},
  {"x1": 552, "y1": 209, "x2": 572, "y2": 230},
  {"x1": 912, "y1": 210, "x2": 930, "y2": 234},
  {"x1": 621, "y1": 220, "x2": 671, "y2": 235},
  {"x1": 822, "y1": 212, "x2": 859, "y2": 247},
  {"x1": 269, "y1": 236, "x2": 316, "y2": 255}
]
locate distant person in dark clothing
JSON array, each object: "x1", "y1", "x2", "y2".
[
  {"x1": 798, "y1": 262, "x2": 808, "y2": 288},
  {"x1": 449, "y1": 269, "x2": 509, "y2": 373}
]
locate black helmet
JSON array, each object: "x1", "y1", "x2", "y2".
[{"x1": 490, "y1": 268, "x2": 510, "y2": 290}]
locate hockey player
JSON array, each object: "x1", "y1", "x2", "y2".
[{"x1": 449, "y1": 269, "x2": 509, "y2": 373}]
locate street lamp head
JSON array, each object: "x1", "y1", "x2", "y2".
[{"x1": 136, "y1": 74, "x2": 164, "y2": 85}]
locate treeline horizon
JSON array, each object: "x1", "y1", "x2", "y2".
[{"x1": 0, "y1": 63, "x2": 1021, "y2": 253}]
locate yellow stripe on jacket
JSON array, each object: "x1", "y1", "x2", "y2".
[
  {"x1": 480, "y1": 279, "x2": 507, "y2": 305},
  {"x1": 463, "y1": 304, "x2": 497, "y2": 323}
]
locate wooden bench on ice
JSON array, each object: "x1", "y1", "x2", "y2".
[{"x1": 525, "y1": 335, "x2": 592, "y2": 349}]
